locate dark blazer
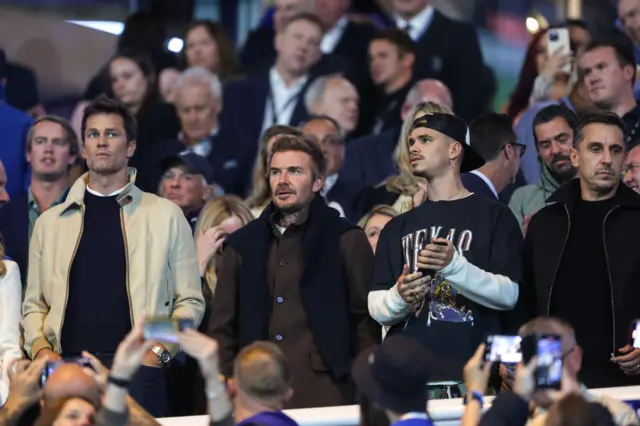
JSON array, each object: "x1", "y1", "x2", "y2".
[
  {"x1": 411, "y1": 10, "x2": 484, "y2": 122},
  {"x1": 220, "y1": 71, "x2": 310, "y2": 168},
  {"x1": 0, "y1": 193, "x2": 29, "y2": 282},
  {"x1": 326, "y1": 177, "x2": 366, "y2": 222},
  {"x1": 341, "y1": 127, "x2": 400, "y2": 187},
  {"x1": 134, "y1": 129, "x2": 254, "y2": 197},
  {"x1": 461, "y1": 172, "x2": 498, "y2": 201}
]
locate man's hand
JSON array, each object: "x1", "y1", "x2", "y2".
[
  {"x1": 113, "y1": 320, "x2": 156, "y2": 377},
  {"x1": 177, "y1": 329, "x2": 220, "y2": 381},
  {"x1": 5, "y1": 358, "x2": 47, "y2": 413},
  {"x1": 81, "y1": 351, "x2": 110, "y2": 391},
  {"x1": 396, "y1": 264, "x2": 431, "y2": 304},
  {"x1": 417, "y1": 238, "x2": 454, "y2": 273},
  {"x1": 513, "y1": 356, "x2": 537, "y2": 401},
  {"x1": 463, "y1": 344, "x2": 492, "y2": 395},
  {"x1": 615, "y1": 345, "x2": 640, "y2": 375},
  {"x1": 35, "y1": 348, "x2": 61, "y2": 362}
]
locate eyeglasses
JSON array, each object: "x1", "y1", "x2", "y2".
[{"x1": 503, "y1": 142, "x2": 527, "y2": 158}]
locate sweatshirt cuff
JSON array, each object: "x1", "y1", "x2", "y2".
[
  {"x1": 440, "y1": 249, "x2": 463, "y2": 277},
  {"x1": 388, "y1": 283, "x2": 410, "y2": 311}
]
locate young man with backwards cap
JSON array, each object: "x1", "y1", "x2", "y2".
[{"x1": 369, "y1": 112, "x2": 523, "y2": 397}]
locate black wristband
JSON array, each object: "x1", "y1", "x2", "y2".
[{"x1": 107, "y1": 375, "x2": 131, "y2": 389}]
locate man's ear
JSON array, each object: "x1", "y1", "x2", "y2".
[
  {"x1": 127, "y1": 140, "x2": 137, "y2": 158},
  {"x1": 312, "y1": 175, "x2": 325, "y2": 193},
  {"x1": 570, "y1": 146, "x2": 580, "y2": 168}
]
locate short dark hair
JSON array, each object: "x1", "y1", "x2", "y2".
[
  {"x1": 469, "y1": 113, "x2": 516, "y2": 161},
  {"x1": 532, "y1": 105, "x2": 578, "y2": 147},
  {"x1": 81, "y1": 94, "x2": 137, "y2": 144},
  {"x1": 270, "y1": 134, "x2": 326, "y2": 178},
  {"x1": 371, "y1": 28, "x2": 416, "y2": 57},
  {"x1": 282, "y1": 12, "x2": 325, "y2": 34},
  {"x1": 299, "y1": 114, "x2": 343, "y2": 136},
  {"x1": 574, "y1": 111, "x2": 626, "y2": 147},
  {"x1": 261, "y1": 125, "x2": 303, "y2": 148},
  {"x1": 582, "y1": 40, "x2": 636, "y2": 83},
  {"x1": 563, "y1": 19, "x2": 588, "y2": 30},
  {"x1": 27, "y1": 115, "x2": 79, "y2": 156}
]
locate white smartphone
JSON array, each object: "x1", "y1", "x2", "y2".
[{"x1": 547, "y1": 28, "x2": 572, "y2": 74}]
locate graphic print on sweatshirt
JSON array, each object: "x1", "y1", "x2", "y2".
[{"x1": 401, "y1": 226, "x2": 474, "y2": 325}]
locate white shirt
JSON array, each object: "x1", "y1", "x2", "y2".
[
  {"x1": 470, "y1": 170, "x2": 498, "y2": 198},
  {"x1": 323, "y1": 174, "x2": 339, "y2": 196},
  {"x1": 178, "y1": 127, "x2": 219, "y2": 157},
  {"x1": 86, "y1": 185, "x2": 126, "y2": 197},
  {"x1": 262, "y1": 68, "x2": 309, "y2": 133},
  {"x1": 394, "y1": 5, "x2": 435, "y2": 42},
  {"x1": 321, "y1": 15, "x2": 349, "y2": 54},
  {"x1": 0, "y1": 260, "x2": 23, "y2": 405}
]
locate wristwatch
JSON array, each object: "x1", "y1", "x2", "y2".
[{"x1": 151, "y1": 346, "x2": 171, "y2": 366}]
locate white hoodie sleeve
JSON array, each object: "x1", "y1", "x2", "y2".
[
  {"x1": 440, "y1": 249, "x2": 519, "y2": 310},
  {"x1": 0, "y1": 260, "x2": 24, "y2": 380}
]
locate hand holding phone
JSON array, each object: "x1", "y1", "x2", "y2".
[
  {"x1": 522, "y1": 334, "x2": 563, "y2": 389},
  {"x1": 547, "y1": 28, "x2": 572, "y2": 75},
  {"x1": 417, "y1": 238, "x2": 453, "y2": 274},
  {"x1": 143, "y1": 317, "x2": 196, "y2": 344}
]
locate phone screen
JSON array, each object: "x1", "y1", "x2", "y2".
[
  {"x1": 143, "y1": 317, "x2": 196, "y2": 344},
  {"x1": 485, "y1": 335, "x2": 522, "y2": 363},
  {"x1": 41, "y1": 357, "x2": 94, "y2": 388},
  {"x1": 631, "y1": 320, "x2": 640, "y2": 349},
  {"x1": 536, "y1": 335, "x2": 563, "y2": 389}
]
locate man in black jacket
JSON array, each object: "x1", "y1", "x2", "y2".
[
  {"x1": 520, "y1": 111, "x2": 640, "y2": 388},
  {"x1": 209, "y1": 134, "x2": 377, "y2": 408}
]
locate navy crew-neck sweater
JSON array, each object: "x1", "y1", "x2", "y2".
[{"x1": 60, "y1": 190, "x2": 132, "y2": 356}]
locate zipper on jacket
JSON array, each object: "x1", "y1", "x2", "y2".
[
  {"x1": 57, "y1": 205, "x2": 85, "y2": 354},
  {"x1": 120, "y1": 210, "x2": 134, "y2": 324},
  {"x1": 603, "y1": 206, "x2": 619, "y2": 361},
  {"x1": 546, "y1": 205, "x2": 571, "y2": 315}
]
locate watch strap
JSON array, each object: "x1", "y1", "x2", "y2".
[{"x1": 463, "y1": 390, "x2": 484, "y2": 407}]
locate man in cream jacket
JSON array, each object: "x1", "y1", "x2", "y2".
[{"x1": 22, "y1": 95, "x2": 204, "y2": 416}]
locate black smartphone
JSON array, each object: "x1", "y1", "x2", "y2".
[
  {"x1": 418, "y1": 239, "x2": 449, "y2": 276},
  {"x1": 630, "y1": 320, "x2": 640, "y2": 349},
  {"x1": 143, "y1": 317, "x2": 196, "y2": 344},
  {"x1": 484, "y1": 335, "x2": 522, "y2": 363},
  {"x1": 41, "y1": 357, "x2": 94, "y2": 388},
  {"x1": 523, "y1": 334, "x2": 563, "y2": 389}
]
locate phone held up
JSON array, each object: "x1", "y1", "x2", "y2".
[
  {"x1": 484, "y1": 333, "x2": 563, "y2": 389},
  {"x1": 143, "y1": 316, "x2": 196, "y2": 345},
  {"x1": 630, "y1": 319, "x2": 640, "y2": 349},
  {"x1": 41, "y1": 357, "x2": 94, "y2": 388},
  {"x1": 419, "y1": 239, "x2": 449, "y2": 278}
]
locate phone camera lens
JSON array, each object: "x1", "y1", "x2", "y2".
[{"x1": 549, "y1": 32, "x2": 558, "y2": 42}]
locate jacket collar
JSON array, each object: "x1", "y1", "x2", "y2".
[
  {"x1": 548, "y1": 177, "x2": 640, "y2": 211},
  {"x1": 540, "y1": 165, "x2": 561, "y2": 191},
  {"x1": 61, "y1": 168, "x2": 141, "y2": 213}
]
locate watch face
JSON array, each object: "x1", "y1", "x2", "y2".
[{"x1": 160, "y1": 350, "x2": 171, "y2": 364}]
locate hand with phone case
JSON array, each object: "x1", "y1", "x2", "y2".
[{"x1": 417, "y1": 238, "x2": 454, "y2": 274}]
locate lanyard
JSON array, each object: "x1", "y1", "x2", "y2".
[{"x1": 268, "y1": 87, "x2": 303, "y2": 125}]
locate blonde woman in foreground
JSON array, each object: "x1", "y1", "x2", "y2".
[{"x1": 0, "y1": 240, "x2": 23, "y2": 405}]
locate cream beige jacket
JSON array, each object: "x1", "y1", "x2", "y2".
[{"x1": 22, "y1": 170, "x2": 204, "y2": 358}]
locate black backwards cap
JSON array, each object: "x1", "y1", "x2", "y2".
[{"x1": 411, "y1": 112, "x2": 485, "y2": 172}]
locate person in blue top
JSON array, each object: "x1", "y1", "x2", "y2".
[{"x1": 352, "y1": 335, "x2": 435, "y2": 426}]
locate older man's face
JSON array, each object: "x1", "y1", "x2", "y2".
[
  {"x1": 175, "y1": 83, "x2": 220, "y2": 143},
  {"x1": 624, "y1": 145, "x2": 640, "y2": 193}
]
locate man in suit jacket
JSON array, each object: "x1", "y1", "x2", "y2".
[
  {"x1": 300, "y1": 115, "x2": 364, "y2": 221},
  {"x1": 392, "y1": 0, "x2": 484, "y2": 121},
  {"x1": 136, "y1": 67, "x2": 254, "y2": 197},
  {"x1": 461, "y1": 113, "x2": 524, "y2": 201},
  {"x1": 221, "y1": 13, "x2": 325, "y2": 174},
  {"x1": 0, "y1": 116, "x2": 77, "y2": 284}
]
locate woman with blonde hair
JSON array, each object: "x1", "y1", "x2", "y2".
[
  {"x1": 0, "y1": 239, "x2": 23, "y2": 405},
  {"x1": 195, "y1": 195, "x2": 254, "y2": 300},
  {"x1": 246, "y1": 125, "x2": 304, "y2": 217},
  {"x1": 359, "y1": 101, "x2": 453, "y2": 214},
  {"x1": 357, "y1": 205, "x2": 398, "y2": 254}
]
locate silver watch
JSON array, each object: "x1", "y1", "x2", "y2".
[{"x1": 151, "y1": 346, "x2": 171, "y2": 366}]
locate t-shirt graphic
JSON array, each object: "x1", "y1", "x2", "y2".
[{"x1": 401, "y1": 226, "x2": 474, "y2": 325}]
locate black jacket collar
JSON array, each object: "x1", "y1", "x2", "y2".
[{"x1": 548, "y1": 178, "x2": 640, "y2": 212}]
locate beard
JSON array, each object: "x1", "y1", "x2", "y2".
[{"x1": 547, "y1": 154, "x2": 577, "y2": 183}]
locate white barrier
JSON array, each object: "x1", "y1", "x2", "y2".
[{"x1": 157, "y1": 386, "x2": 640, "y2": 426}]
